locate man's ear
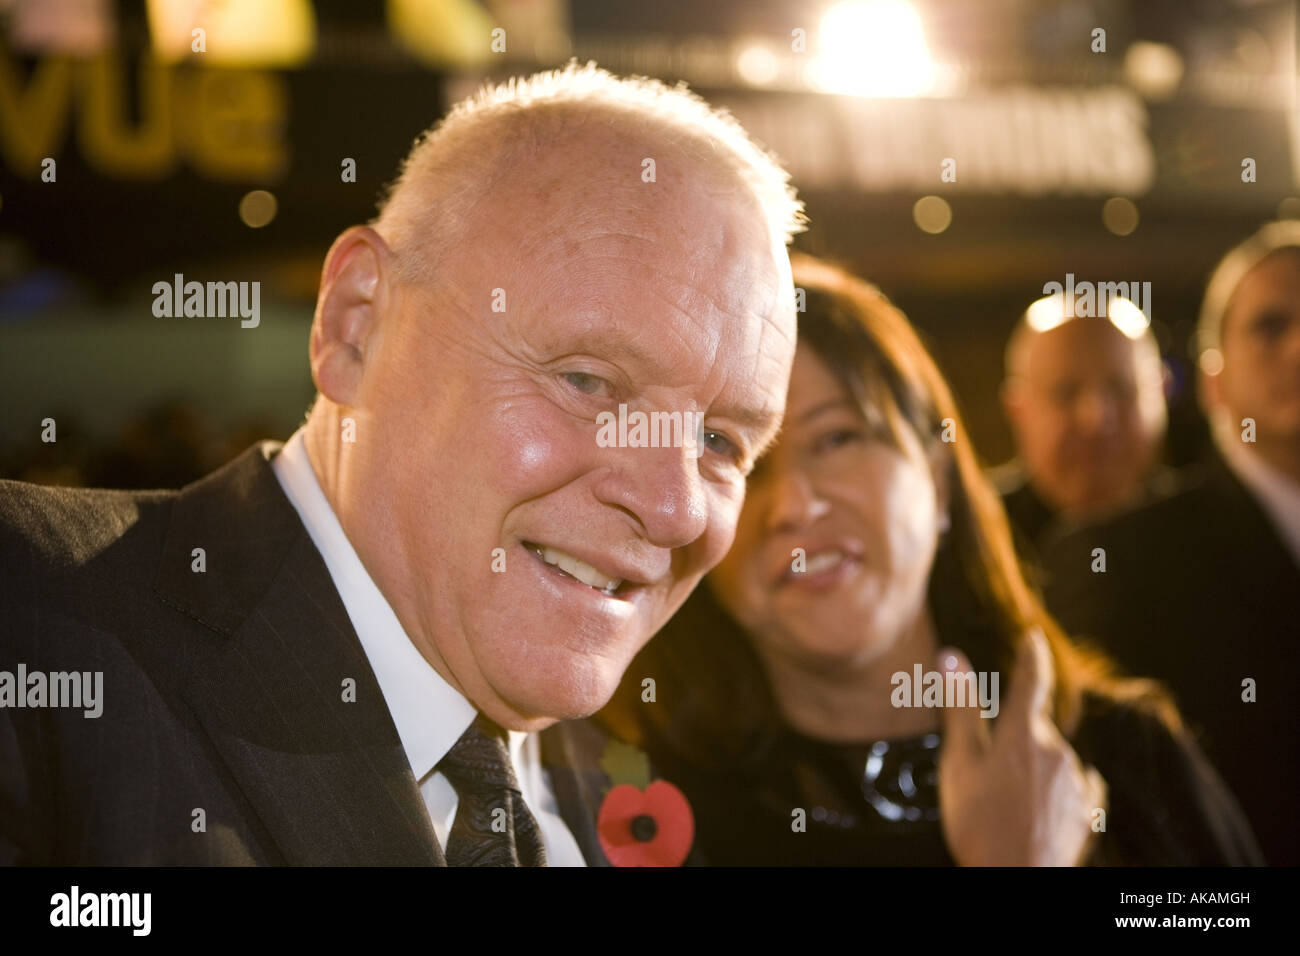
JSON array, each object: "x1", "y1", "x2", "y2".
[
  {"x1": 1000, "y1": 377, "x2": 1022, "y2": 430},
  {"x1": 310, "y1": 225, "x2": 393, "y2": 406},
  {"x1": 1197, "y1": 357, "x2": 1224, "y2": 419}
]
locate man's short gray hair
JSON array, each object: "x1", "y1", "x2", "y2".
[
  {"x1": 1197, "y1": 219, "x2": 1300, "y2": 360},
  {"x1": 373, "y1": 60, "x2": 806, "y2": 284}
]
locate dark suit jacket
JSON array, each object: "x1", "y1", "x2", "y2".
[
  {"x1": 0, "y1": 441, "x2": 635, "y2": 866},
  {"x1": 993, "y1": 461, "x2": 1180, "y2": 565},
  {"x1": 994, "y1": 466, "x2": 1060, "y2": 561},
  {"x1": 1041, "y1": 452, "x2": 1300, "y2": 865}
]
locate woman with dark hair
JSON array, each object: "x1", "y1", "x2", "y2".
[{"x1": 599, "y1": 253, "x2": 1261, "y2": 866}]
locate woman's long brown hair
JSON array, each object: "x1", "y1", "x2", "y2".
[{"x1": 599, "y1": 253, "x2": 1178, "y2": 772}]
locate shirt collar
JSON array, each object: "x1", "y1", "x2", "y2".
[{"x1": 270, "y1": 427, "x2": 484, "y2": 780}]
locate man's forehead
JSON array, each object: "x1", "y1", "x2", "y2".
[
  {"x1": 490, "y1": 133, "x2": 780, "y2": 259},
  {"x1": 425, "y1": 141, "x2": 795, "y2": 397},
  {"x1": 528, "y1": 301, "x2": 791, "y2": 397},
  {"x1": 523, "y1": 224, "x2": 789, "y2": 335},
  {"x1": 1029, "y1": 321, "x2": 1137, "y2": 369},
  {"x1": 1231, "y1": 254, "x2": 1300, "y2": 311},
  {"x1": 543, "y1": 203, "x2": 777, "y2": 277}
]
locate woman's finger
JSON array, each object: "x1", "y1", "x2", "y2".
[
  {"x1": 936, "y1": 646, "x2": 990, "y2": 757},
  {"x1": 1001, "y1": 627, "x2": 1055, "y2": 740}
]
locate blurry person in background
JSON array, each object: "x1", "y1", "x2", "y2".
[
  {"x1": 600, "y1": 254, "x2": 1260, "y2": 866},
  {"x1": 992, "y1": 293, "x2": 1170, "y2": 555},
  {"x1": 1044, "y1": 221, "x2": 1300, "y2": 865}
]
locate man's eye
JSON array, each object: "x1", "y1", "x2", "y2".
[
  {"x1": 1252, "y1": 312, "x2": 1289, "y2": 339},
  {"x1": 562, "y1": 372, "x2": 609, "y2": 395},
  {"x1": 1051, "y1": 385, "x2": 1079, "y2": 406},
  {"x1": 703, "y1": 429, "x2": 741, "y2": 461},
  {"x1": 696, "y1": 429, "x2": 748, "y2": 470},
  {"x1": 1105, "y1": 379, "x2": 1137, "y2": 402}
]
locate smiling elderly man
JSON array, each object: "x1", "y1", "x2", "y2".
[{"x1": 0, "y1": 62, "x2": 804, "y2": 866}]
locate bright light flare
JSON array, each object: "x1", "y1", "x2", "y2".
[
  {"x1": 1026, "y1": 293, "x2": 1150, "y2": 339},
  {"x1": 808, "y1": 0, "x2": 935, "y2": 97}
]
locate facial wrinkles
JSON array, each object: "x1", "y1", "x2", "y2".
[
  {"x1": 340, "y1": 136, "x2": 803, "y2": 728},
  {"x1": 495, "y1": 333, "x2": 747, "y2": 537},
  {"x1": 551, "y1": 264, "x2": 781, "y2": 475}
]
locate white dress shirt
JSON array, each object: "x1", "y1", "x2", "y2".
[
  {"x1": 1213, "y1": 415, "x2": 1300, "y2": 567},
  {"x1": 271, "y1": 428, "x2": 586, "y2": 865}
]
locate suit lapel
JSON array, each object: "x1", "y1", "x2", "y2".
[
  {"x1": 540, "y1": 720, "x2": 613, "y2": 867},
  {"x1": 540, "y1": 718, "x2": 707, "y2": 867},
  {"x1": 1204, "y1": 453, "x2": 1300, "y2": 583},
  {"x1": 156, "y1": 442, "x2": 444, "y2": 865}
]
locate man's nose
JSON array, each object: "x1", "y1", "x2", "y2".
[
  {"x1": 1280, "y1": 323, "x2": 1300, "y2": 367},
  {"x1": 762, "y1": 468, "x2": 830, "y2": 533},
  {"x1": 1073, "y1": 388, "x2": 1116, "y2": 434},
  {"x1": 594, "y1": 444, "x2": 709, "y2": 550}
]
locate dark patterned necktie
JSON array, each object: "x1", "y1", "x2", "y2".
[{"x1": 439, "y1": 713, "x2": 548, "y2": 867}]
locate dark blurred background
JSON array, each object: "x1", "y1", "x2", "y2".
[{"x1": 0, "y1": 0, "x2": 1295, "y2": 487}]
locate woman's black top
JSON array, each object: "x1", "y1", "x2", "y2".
[{"x1": 642, "y1": 691, "x2": 1263, "y2": 866}]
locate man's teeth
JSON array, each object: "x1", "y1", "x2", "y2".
[
  {"x1": 540, "y1": 546, "x2": 622, "y2": 593},
  {"x1": 802, "y1": 549, "x2": 845, "y2": 575}
]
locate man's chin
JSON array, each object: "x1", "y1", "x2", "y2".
[{"x1": 489, "y1": 663, "x2": 625, "y2": 727}]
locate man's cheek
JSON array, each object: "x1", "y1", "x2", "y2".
[
  {"x1": 488, "y1": 403, "x2": 594, "y2": 483},
  {"x1": 1048, "y1": 422, "x2": 1078, "y2": 461},
  {"x1": 698, "y1": 511, "x2": 743, "y2": 575}
]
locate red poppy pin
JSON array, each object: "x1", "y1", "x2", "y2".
[{"x1": 596, "y1": 739, "x2": 694, "y2": 867}]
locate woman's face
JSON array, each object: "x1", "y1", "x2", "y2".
[{"x1": 709, "y1": 343, "x2": 948, "y2": 668}]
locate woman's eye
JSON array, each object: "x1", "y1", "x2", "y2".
[
  {"x1": 562, "y1": 372, "x2": 609, "y2": 396},
  {"x1": 816, "y1": 428, "x2": 863, "y2": 452}
]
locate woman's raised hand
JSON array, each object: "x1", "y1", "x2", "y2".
[{"x1": 935, "y1": 628, "x2": 1108, "y2": 866}]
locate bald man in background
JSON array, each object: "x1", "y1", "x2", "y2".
[
  {"x1": 1042, "y1": 222, "x2": 1300, "y2": 864},
  {"x1": 0, "y1": 62, "x2": 804, "y2": 866},
  {"x1": 992, "y1": 294, "x2": 1171, "y2": 554}
]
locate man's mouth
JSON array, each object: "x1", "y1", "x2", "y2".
[{"x1": 523, "y1": 541, "x2": 624, "y2": 596}]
